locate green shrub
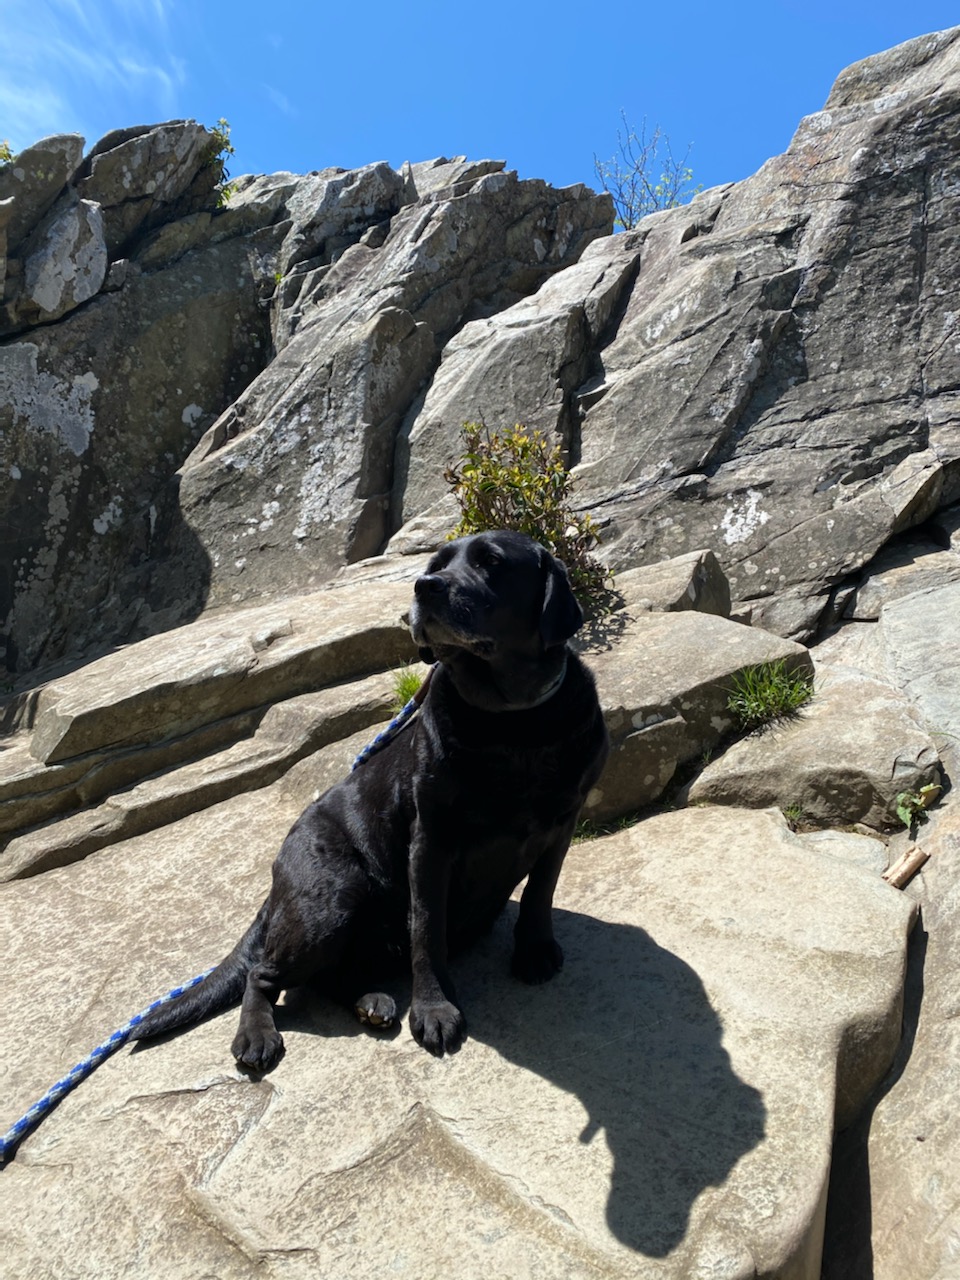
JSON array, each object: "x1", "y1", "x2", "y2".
[
  {"x1": 727, "y1": 660, "x2": 814, "y2": 730},
  {"x1": 206, "y1": 117, "x2": 236, "y2": 206},
  {"x1": 0, "y1": 140, "x2": 13, "y2": 164},
  {"x1": 444, "y1": 422, "x2": 610, "y2": 613}
]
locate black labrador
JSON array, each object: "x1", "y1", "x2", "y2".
[{"x1": 133, "y1": 530, "x2": 609, "y2": 1064}]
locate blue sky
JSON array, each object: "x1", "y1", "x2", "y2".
[{"x1": 2, "y1": 2, "x2": 959, "y2": 196}]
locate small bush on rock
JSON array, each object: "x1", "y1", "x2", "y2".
[
  {"x1": 727, "y1": 660, "x2": 814, "y2": 730},
  {"x1": 444, "y1": 422, "x2": 611, "y2": 615},
  {"x1": 206, "y1": 117, "x2": 236, "y2": 206}
]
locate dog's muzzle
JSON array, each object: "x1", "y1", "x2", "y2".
[{"x1": 410, "y1": 573, "x2": 492, "y2": 654}]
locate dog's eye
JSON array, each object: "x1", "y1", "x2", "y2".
[{"x1": 479, "y1": 551, "x2": 502, "y2": 570}]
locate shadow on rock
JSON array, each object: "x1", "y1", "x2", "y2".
[
  {"x1": 459, "y1": 906, "x2": 767, "y2": 1257},
  {"x1": 188, "y1": 903, "x2": 766, "y2": 1259}
]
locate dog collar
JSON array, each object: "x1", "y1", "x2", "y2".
[{"x1": 522, "y1": 653, "x2": 568, "y2": 709}]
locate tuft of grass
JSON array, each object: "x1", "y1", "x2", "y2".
[
  {"x1": 391, "y1": 664, "x2": 424, "y2": 714},
  {"x1": 573, "y1": 810, "x2": 643, "y2": 843},
  {"x1": 727, "y1": 659, "x2": 814, "y2": 731}
]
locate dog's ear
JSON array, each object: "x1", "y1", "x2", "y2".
[
  {"x1": 540, "y1": 551, "x2": 583, "y2": 648},
  {"x1": 417, "y1": 645, "x2": 436, "y2": 665}
]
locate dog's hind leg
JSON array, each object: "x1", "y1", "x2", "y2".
[{"x1": 231, "y1": 834, "x2": 371, "y2": 1071}]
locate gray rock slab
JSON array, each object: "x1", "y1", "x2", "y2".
[
  {"x1": 2, "y1": 673, "x2": 402, "y2": 880},
  {"x1": 370, "y1": 29, "x2": 960, "y2": 644},
  {"x1": 0, "y1": 802, "x2": 915, "y2": 1278},
  {"x1": 823, "y1": 802, "x2": 960, "y2": 1280},
  {"x1": 684, "y1": 664, "x2": 942, "y2": 829},
  {"x1": 28, "y1": 581, "x2": 416, "y2": 764},
  {"x1": 843, "y1": 537, "x2": 960, "y2": 619},
  {"x1": 0, "y1": 709, "x2": 262, "y2": 836},
  {"x1": 880, "y1": 581, "x2": 960, "y2": 772},
  {"x1": 170, "y1": 170, "x2": 612, "y2": 615},
  {"x1": 0, "y1": 132, "x2": 84, "y2": 256},
  {"x1": 20, "y1": 196, "x2": 107, "y2": 323},
  {"x1": 394, "y1": 229, "x2": 641, "y2": 528},
  {"x1": 76, "y1": 120, "x2": 217, "y2": 256},
  {"x1": 583, "y1": 609, "x2": 811, "y2": 820},
  {"x1": 0, "y1": 223, "x2": 275, "y2": 672},
  {"x1": 609, "y1": 549, "x2": 731, "y2": 618}
]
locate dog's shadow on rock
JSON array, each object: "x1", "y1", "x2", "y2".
[
  {"x1": 455, "y1": 905, "x2": 767, "y2": 1259},
  {"x1": 252, "y1": 906, "x2": 766, "y2": 1260}
]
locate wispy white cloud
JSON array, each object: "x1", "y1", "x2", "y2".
[
  {"x1": 263, "y1": 85, "x2": 297, "y2": 118},
  {"x1": 0, "y1": 0, "x2": 188, "y2": 151}
]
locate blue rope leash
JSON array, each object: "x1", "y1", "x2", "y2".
[
  {"x1": 0, "y1": 965, "x2": 215, "y2": 1165},
  {"x1": 1, "y1": 667, "x2": 436, "y2": 1164},
  {"x1": 351, "y1": 665, "x2": 435, "y2": 771}
]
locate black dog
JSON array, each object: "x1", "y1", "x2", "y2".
[{"x1": 132, "y1": 531, "x2": 609, "y2": 1064}]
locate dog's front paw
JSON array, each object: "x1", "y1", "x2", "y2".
[
  {"x1": 512, "y1": 937, "x2": 564, "y2": 984},
  {"x1": 355, "y1": 991, "x2": 397, "y2": 1028},
  {"x1": 409, "y1": 999, "x2": 466, "y2": 1056},
  {"x1": 231, "y1": 1025, "x2": 285, "y2": 1072}
]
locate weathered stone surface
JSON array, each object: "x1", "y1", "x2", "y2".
[
  {"x1": 165, "y1": 171, "x2": 612, "y2": 614},
  {"x1": 610, "y1": 548, "x2": 731, "y2": 618},
  {"x1": 75, "y1": 120, "x2": 219, "y2": 257},
  {"x1": 0, "y1": 552, "x2": 733, "y2": 858},
  {"x1": 823, "y1": 802, "x2": 960, "y2": 1280},
  {"x1": 0, "y1": 802, "x2": 914, "y2": 1278},
  {"x1": 842, "y1": 533, "x2": 960, "y2": 619},
  {"x1": 684, "y1": 664, "x2": 942, "y2": 829},
  {"x1": 28, "y1": 581, "x2": 415, "y2": 764},
  {"x1": 0, "y1": 133, "x2": 84, "y2": 255},
  {"x1": 399, "y1": 155, "x2": 506, "y2": 203},
  {"x1": 880, "y1": 581, "x2": 960, "y2": 774},
  {"x1": 0, "y1": 225, "x2": 275, "y2": 671},
  {"x1": 393, "y1": 229, "x2": 642, "y2": 531},
  {"x1": 386, "y1": 29, "x2": 960, "y2": 644},
  {"x1": 21, "y1": 196, "x2": 107, "y2": 322},
  {"x1": 583, "y1": 608, "x2": 811, "y2": 820},
  {"x1": 2, "y1": 672, "x2": 400, "y2": 881}
]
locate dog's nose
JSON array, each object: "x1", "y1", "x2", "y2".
[{"x1": 414, "y1": 573, "x2": 447, "y2": 600}]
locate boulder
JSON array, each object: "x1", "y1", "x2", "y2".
[
  {"x1": 21, "y1": 196, "x2": 108, "y2": 323},
  {"x1": 26, "y1": 581, "x2": 415, "y2": 764},
  {"x1": 0, "y1": 229, "x2": 274, "y2": 671},
  {"x1": 0, "y1": 133, "x2": 84, "y2": 256},
  {"x1": 392, "y1": 229, "x2": 643, "y2": 532},
  {"x1": 0, "y1": 803, "x2": 915, "y2": 1278},
  {"x1": 841, "y1": 533, "x2": 960, "y2": 619},
  {"x1": 0, "y1": 550, "x2": 760, "y2": 864},
  {"x1": 583, "y1": 606, "x2": 811, "y2": 821},
  {"x1": 684, "y1": 664, "x2": 942, "y2": 829},
  {"x1": 74, "y1": 121, "x2": 219, "y2": 257}
]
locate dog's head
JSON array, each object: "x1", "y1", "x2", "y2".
[{"x1": 410, "y1": 531, "x2": 582, "y2": 679}]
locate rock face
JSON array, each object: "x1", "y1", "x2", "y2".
[
  {"x1": 5, "y1": 27, "x2": 960, "y2": 678},
  {"x1": 389, "y1": 28, "x2": 960, "y2": 643},
  {"x1": 1, "y1": 131, "x2": 612, "y2": 673},
  {"x1": 3, "y1": 27, "x2": 960, "y2": 1280}
]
